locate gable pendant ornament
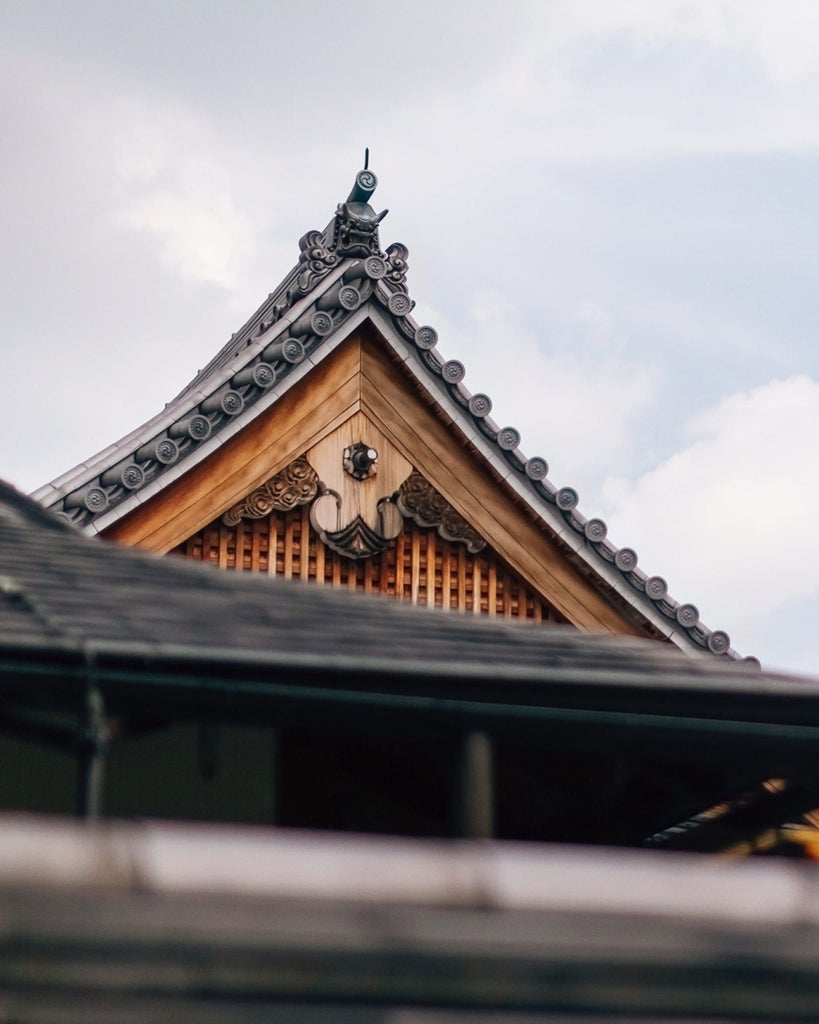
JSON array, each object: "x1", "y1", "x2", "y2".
[
  {"x1": 222, "y1": 454, "x2": 485, "y2": 562},
  {"x1": 310, "y1": 491, "x2": 404, "y2": 560}
]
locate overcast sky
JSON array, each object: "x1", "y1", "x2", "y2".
[{"x1": 2, "y1": 1, "x2": 817, "y2": 675}]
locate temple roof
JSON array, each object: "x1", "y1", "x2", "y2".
[{"x1": 32, "y1": 167, "x2": 745, "y2": 662}]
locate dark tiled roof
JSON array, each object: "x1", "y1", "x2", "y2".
[
  {"x1": 0, "y1": 479, "x2": 786, "y2": 710},
  {"x1": 32, "y1": 169, "x2": 744, "y2": 661}
]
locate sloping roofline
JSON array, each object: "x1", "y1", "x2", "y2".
[{"x1": 31, "y1": 167, "x2": 748, "y2": 663}]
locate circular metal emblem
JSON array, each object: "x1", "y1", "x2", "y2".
[{"x1": 344, "y1": 442, "x2": 379, "y2": 480}]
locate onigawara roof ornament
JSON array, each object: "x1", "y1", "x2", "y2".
[{"x1": 333, "y1": 165, "x2": 388, "y2": 258}]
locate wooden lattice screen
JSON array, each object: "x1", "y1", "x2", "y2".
[{"x1": 174, "y1": 505, "x2": 567, "y2": 623}]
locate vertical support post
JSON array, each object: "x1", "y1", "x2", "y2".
[
  {"x1": 76, "y1": 686, "x2": 107, "y2": 820},
  {"x1": 197, "y1": 723, "x2": 221, "y2": 780},
  {"x1": 455, "y1": 730, "x2": 494, "y2": 839},
  {"x1": 270, "y1": 728, "x2": 280, "y2": 825}
]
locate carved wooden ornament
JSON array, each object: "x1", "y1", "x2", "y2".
[
  {"x1": 221, "y1": 431, "x2": 485, "y2": 561},
  {"x1": 221, "y1": 457, "x2": 319, "y2": 525},
  {"x1": 396, "y1": 472, "x2": 486, "y2": 554}
]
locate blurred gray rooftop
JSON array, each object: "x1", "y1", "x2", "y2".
[{"x1": 3, "y1": 814, "x2": 819, "y2": 1021}]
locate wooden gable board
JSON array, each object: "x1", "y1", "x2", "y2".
[{"x1": 100, "y1": 327, "x2": 651, "y2": 637}]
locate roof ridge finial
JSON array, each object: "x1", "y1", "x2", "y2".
[{"x1": 331, "y1": 156, "x2": 387, "y2": 258}]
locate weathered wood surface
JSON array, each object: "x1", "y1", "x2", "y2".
[
  {"x1": 176, "y1": 508, "x2": 564, "y2": 621},
  {"x1": 102, "y1": 340, "x2": 364, "y2": 553},
  {"x1": 103, "y1": 331, "x2": 647, "y2": 637},
  {"x1": 306, "y1": 409, "x2": 413, "y2": 530},
  {"x1": 358, "y1": 332, "x2": 644, "y2": 636}
]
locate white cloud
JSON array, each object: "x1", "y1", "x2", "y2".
[
  {"x1": 105, "y1": 105, "x2": 257, "y2": 292},
  {"x1": 416, "y1": 290, "x2": 660, "y2": 496},
  {"x1": 545, "y1": 0, "x2": 819, "y2": 85},
  {"x1": 118, "y1": 182, "x2": 253, "y2": 292},
  {"x1": 380, "y1": 0, "x2": 819, "y2": 175},
  {"x1": 603, "y1": 375, "x2": 819, "y2": 645}
]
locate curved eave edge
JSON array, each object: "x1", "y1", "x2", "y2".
[
  {"x1": 360, "y1": 300, "x2": 746, "y2": 664},
  {"x1": 31, "y1": 257, "x2": 359, "y2": 513},
  {"x1": 33, "y1": 249, "x2": 748, "y2": 665}
]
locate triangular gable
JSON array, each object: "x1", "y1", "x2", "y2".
[{"x1": 32, "y1": 167, "x2": 744, "y2": 661}]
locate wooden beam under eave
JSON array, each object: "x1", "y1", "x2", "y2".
[
  {"x1": 102, "y1": 338, "x2": 366, "y2": 553},
  {"x1": 357, "y1": 334, "x2": 643, "y2": 636}
]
